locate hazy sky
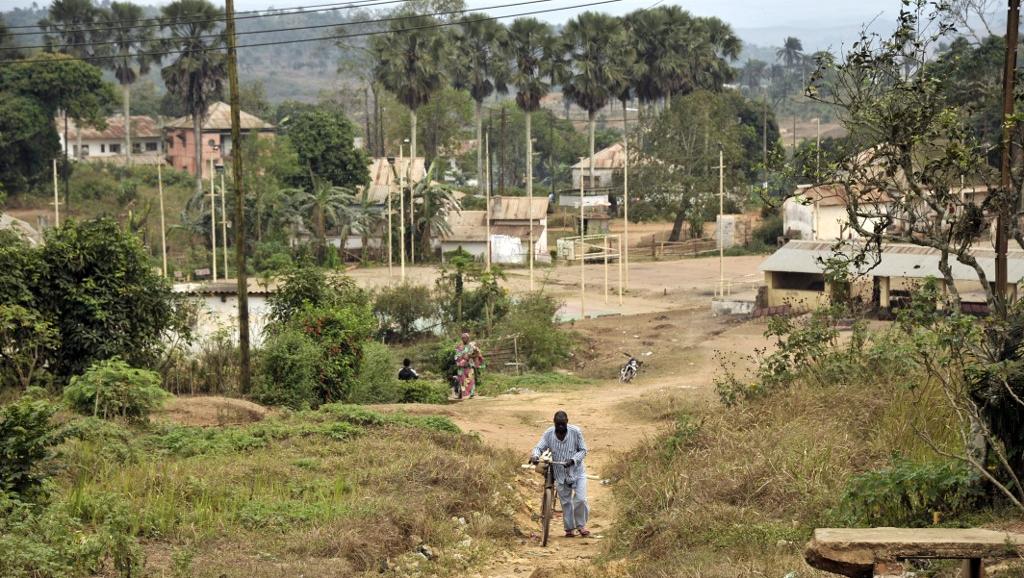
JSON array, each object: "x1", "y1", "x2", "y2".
[{"x1": 0, "y1": 0, "x2": 912, "y2": 50}]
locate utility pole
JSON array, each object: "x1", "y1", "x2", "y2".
[
  {"x1": 623, "y1": 103, "x2": 630, "y2": 290},
  {"x1": 209, "y1": 157, "x2": 217, "y2": 281},
  {"x1": 399, "y1": 141, "x2": 406, "y2": 281},
  {"x1": 52, "y1": 159, "x2": 60, "y2": 227},
  {"x1": 408, "y1": 152, "x2": 415, "y2": 266},
  {"x1": 387, "y1": 161, "x2": 394, "y2": 280},
  {"x1": 718, "y1": 146, "x2": 725, "y2": 297},
  {"x1": 485, "y1": 131, "x2": 492, "y2": 271},
  {"x1": 500, "y1": 107, "x2": 507, "y2": 196},
  {"x1": 996, "y1": 0, "x2": 1020, "y2": 302},
  {"x1": 158, "y1": 163, "x2": 167, "y2": 277},
  {"x1": 791, "y1": 115, "x2": 797, "y2": 158},
  {"x1": 220, "y1": 168, "x2": 228, "y2": 278},
  {"x1": 815, "y1": 117, "x2": 821, "y2": 175},
  {"x1": 763, "y1": 90, "x2": 768, "y2": 191},
  {"x1": 527, "y1": 113, "x2": 535, "y2": 291},
  {"x1": 579, "y1": 165, "x2": 585, "y2": 319},
  {"x1": 225, "y1": 0, "x2": 251, "y2": 394}
]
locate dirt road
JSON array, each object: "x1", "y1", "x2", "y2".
[{"x1": 422, "y1": 308, "x2": 770, "y2": 577}]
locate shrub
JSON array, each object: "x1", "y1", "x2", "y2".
[
  {"x1": 0, "y1": 494, "x2": 108, "y2": 578},
  {"x1": 752, "y1": 213, "x2": 783, "y2": 246},
  {"x1": 373, "y1": 283, "x2": 435, "y2": 342},
  {"x1": 0, "y1": 304, "x2": 59, "y2": 389},
  {"x1": 397, "y1": 379, "x2": 448, "y2": 404},
  {"x1": 0, "y1": 396, "x2": 62, "y2": 499},
  {"x1": 838, "y1": 459, "x2": 981, "y2": 527},
  {"x1": 63, "y1": 358, "x2": 169, "y2": 422},
  {"x1": 252, "y1": 329, "x2": 321, "y2": 410},
  {"x1": 494, "y1": 293, "x2": 573, "y2": 370},
  {"x1": 290, "y1": 305, "x2": 375, "y2": 403},
  {"x1": 348, "y1": 341, "x2": 401, "y2": 404},
  {"x1": 267, "y1": 267, "x2": 368, "y2": 326},
  {"x1": 160, "y1": 329, "x2": 240, "y2": 396}
]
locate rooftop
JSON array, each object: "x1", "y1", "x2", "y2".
[
  {"x1": 760, "y1": 239, "x2": 1024, "y2": 282},
  {"x1": 572, "y1": 142, "x2": 625, "y2": 170},
  {"x1": 364, "y1": 157, "x2": 427, "y2": 204},
  {"x1": 165, "y1": 102, "x2": 273, "y2": 131},
  {"x1": 57, "y1": 115, "x2": 162, "y2": 140},
  {"x1": 489, "y1": 196, "x2": 548, "y2": 221}
]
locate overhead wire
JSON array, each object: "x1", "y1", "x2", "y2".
[
  {"x1": 2, "y1": 0, "x2": 627, "y2": 67},
  {"x1": 6, "y1": 0, "x2": 562, "y2": 52},
  {"x1": 6, "y1": 0, "x2": 408, "y2": 34}
]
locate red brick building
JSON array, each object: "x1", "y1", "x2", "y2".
[{"x1": 164, "y1": 102, "x2": 274, "y2": 179}]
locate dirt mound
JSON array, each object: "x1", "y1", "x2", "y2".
[{"x1": 157, "y1": 396, "x2": 271, "y2": 426}]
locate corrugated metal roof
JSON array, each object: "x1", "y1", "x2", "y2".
[
  {"x1": 572, "y1": 142, "x2": 625, "y2": 170},
  {"x1": 164, "y1": 102, "x2": 273, "y2": 131},
  {"x1": 57, "y1": 115, "x2": 162, "y2": 140},
  {"x1": 444, "y1": 210, "x2": 487, "y2": 241},
  {"x1": 364, "y1": 157, "x2": 427, "y2": 204},
  {"x1": 760, "y1": 240, "x2": 1024, "y2": 282},
  {"x1": 489, "y1": 196, "x2": 548, "y2": 221}
]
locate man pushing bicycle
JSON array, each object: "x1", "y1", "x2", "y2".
[{"x1": 529, "y1": 410, "x2": 590, "y2": 538}]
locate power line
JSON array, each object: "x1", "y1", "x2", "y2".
[
  {"x1": 7, "y1": 0, "x2": 403, "y2": 34},
  {"x1": 7, "y1": 0, "x2": 561, "y2": 53},
  {"x1": 3, "y1": 0, "x2": 626, "y2": 67}
]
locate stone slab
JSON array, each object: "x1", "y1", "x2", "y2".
[{"x1": 804, "y1": 528, "x2": 1024, "y2": 577}]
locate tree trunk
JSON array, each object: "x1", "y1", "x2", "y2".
[
  {"x1": 124, "y1": 82, "x2": 132, "y2": 165},
  {"x1": 476, "y1": 99, "x2": 484, "y2": 196},
  {"x1": 193, "y1": 113, "x2": 203, "y2": 196},
  {"x1": 669, "y1": 207, "x2": 685, "y2": 242},
  {"x1": 588, "y1": 109, "x2": 596, "y2": 191}
]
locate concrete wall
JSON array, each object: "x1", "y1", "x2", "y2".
[
  {"x1": 783, "y1": 197, "x2": 814, "y2": 239},
  {"x1": 191, "y1": 294, "x2": 271, "y2": 348},
  {"x1": 715, "y1": 215, "x2": 748, "y2": 249},
  {"x1": 571, "y1": 167, "x2": 615, "y2": 189}
]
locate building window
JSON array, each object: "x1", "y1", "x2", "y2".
[
  {"x1": 81, "y1": 145, "x2": 90, "y2": 156},
  {"x1": 146, "y1": 142, "x2": 158, "y2": 152},
  {"x1": 132, "y1": 143, "x2": 142, "y2": 154},
  {"x1": 100, "y1": 144, "x2": 106, "y2": 153},
  {"x1": 109, "y1": 144, "x2": 121, "y2": 154},
  {"x1": 72, "y1": 145, "x2": 78, "y2": 156},
  {"x1": 208, "y1": 138, "x2": 217, "y2": 148}
]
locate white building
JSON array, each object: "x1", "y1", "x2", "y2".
[
  {"x1": 56, "y1": 115, "x2": 163, "y2": 160},
  {"x1": 441, "y1": 196, "x2": 549, "y2": 265}
]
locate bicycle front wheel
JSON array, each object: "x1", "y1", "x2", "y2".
[{"x1": 540, "y1": 485, "x2": 555, "y2": 546}]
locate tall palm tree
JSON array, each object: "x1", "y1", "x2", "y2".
[
  {"x1": 507, "y1": 17, "x2": 553, "y2": 285},
  {"x1": 777, "y1": 36, "x2": 804, "y2": 69},
  {"x1": 450, "y1": 16, "x2": 507, "y2": 197},
  {"x1": 562, "y1": 12, "x2": 632, "y2": 190},
  {"x1": 102, "y1": 2, "x2": 158, "y2": 164},
  {"x1": 624, "y1": 6, "x2": 688, "y2": 110},
  {"x1": 39, "y1": 0, "x2": 99, "y2": 58},
  {"x1": 371, "y1": 13, "x2": 448, "y2": 200},
  {"x1": 160, "y1": 0, "x2": 226, "y2": 195},
  {"x1": 1, "y1": 17, "x2": 23, "y2": 60}
]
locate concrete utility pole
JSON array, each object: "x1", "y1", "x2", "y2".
[
  {"x1": 52, "y1": 159, "x2": 60, "y2": 227},
  {"x1": 408, "y1": 149, "x2": 415, "y2": 266},
  {"x1": 763, "y1": 90, "x2": 768, "y2": 191},
  {"x1": 209, "y1": 157, "x2": 217, "y2": 281},
  {"x1": 220, "y1": 167, "x2": 228, "y2": 278},
  {"x1": 485, "y1": 131, "x2": 492, "y2": 271},
  {"x1": 579, "y1": 164, "x2": 585, "y2": 319},
  {"x1": 158, "y1": 162, "x2": 167, "y2": 277},
  {"x1": 623, "y1": 103, "x2": 630, "y2": 290},
  {"x1": 815, "y1": 117, "x2": 821, "y2": 175},
  {"x1": 996, "y1": 0, "x2": 1020, "y2": 301},
  {"x1": 224, "y1": 0, "x2": 251, "y2": 392},
  {"x1": 399, "y1": 141, "x2": 406, "y2": 282},
  {"x1": 500, "y1": 107, "x2": 507, "y2": 196},
  {"x1": 718, "y1": 146, "x2": 725, "y2": 297},
  {"x1": 387, "y1": 159, "x2": 394, "y2": 280},
  {"x1": 527, "y1": 118, "x2": 535, "y2": 291}
]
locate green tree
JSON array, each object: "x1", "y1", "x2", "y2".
[
  {"x1": 280, "y1": 177, "x2": 356, "y2": 264},
  {"x1": 285, "y1": 107, "x2": 370, "y2": 190},
  {"x1": 0, "y1": 305, "x2": 59, "y2": 389},
  {"x1": 507, "y1": 17, "x2": 554, "y2": 272},
  {"x1": 35, "y1": 219, "x2": 177, "y2": 379},
  {"x1": 562, "y1": 12, "x2": 633, "y2": 189},
  {"x1": 411, "y1": 160, "x2": 461, "y2": 256},
  {"x1": 776, "y1": 36, "x2": 804, "y2": 69},
  {"x1": 38, "y1": 0, "x2": 100, "y2": 58},
  {"x1": 100, "y1": 2, "x2": 158, "y2": 164},
  {"x1": 450, "y1": 15, "x2": 507, "y2": 194},
  {"x1": 0, "y1": 17, "x2": 23, "y2": 60},
  {"x1": 372, "y1": 13, "x2": 449, "y2": 182},
  {"x1": 0, "y1": 397, "x2": 61, "y2": 499},
  {"x1": 159, "y1": 0, "x2": 226, "y2": 195}
]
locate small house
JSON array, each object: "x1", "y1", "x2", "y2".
[
  {"x1": 57, "y1": 114, "x2": 163, "y2": 160},
  {"x1": 441, "y1": 196, "x2": 550, "y2": 265}
]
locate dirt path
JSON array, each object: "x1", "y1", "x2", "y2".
[{"x1": 416, "y1": 308, "x2": 770, "y2": 577}]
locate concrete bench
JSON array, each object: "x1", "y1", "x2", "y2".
[{"x1": 804, "y1": 528, "x2": 1024, "y2": 577}]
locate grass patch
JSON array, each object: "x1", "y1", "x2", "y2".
[
  {"x1": 6, "y1": 402, "x2": 519, "y2": 577},
  {"x1": 474, "y1": 371, "x2": 587, "y2": 397}
]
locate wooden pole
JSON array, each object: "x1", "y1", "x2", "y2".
[
  {"x1": 158, "y1": 163, "x2": 167, "y2": 277},
  {"x1": 209, "y1": 157, "x2": 217, "y2": 280},
  {"x1": 718, "y1": 147, "x2": 725, "y2": 297},
  {"x1": 220, "y1": 170, "x2": 228, "y2": 278},
  {"x1": 604, "y1": 234, "x2": 608, "y2": 304},
  {"x1": 387, "y1": 174, "x2": 393, "y2": 280},
  {"x1": 225, "y1": 0, "x2": 251, "y2": 393},
  {"x1": 52, "y1": 159, "x2": 60, "y2": 227}
]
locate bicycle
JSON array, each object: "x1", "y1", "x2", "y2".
[{"x1": 523, "y1": 453, "x2": 571, "y2": 546}]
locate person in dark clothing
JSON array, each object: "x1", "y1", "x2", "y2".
[{"x1": 398, "y1": 358, "x2": 419, "y2": 381}]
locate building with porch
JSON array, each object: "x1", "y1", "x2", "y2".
[
  {"x1": 56, "y1": 115, "x2": 163, "y2": 160},
  {"x1": 759, "y1": 240, "x2": 1024, "y2": 310},
  {"x1": 164, "y1": 102, "x2": 275, "y2": 179}
]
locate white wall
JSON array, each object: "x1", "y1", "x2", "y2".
[
  {"x1": 191, "y1": 294, "x2": 271, "y2": 348},
  {"x1": 571, "y1": 167, "x2": 615, "y2": 189},
  {"x1": 783, "y1": 197, "x2": 815, "y2": 240}
]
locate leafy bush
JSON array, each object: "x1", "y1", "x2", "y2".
[
  {"x1": 494, "y1": 293, "x2": 573, "y2": 370},
  {"x1": 0, "y1": 396, "x2": 62, "y2": 499},
  {"x1": 752, "y1": 213, "x2": 783, "y2": 246},
  {"x1": 252, "y1": 329, "x2": 321, "y2": 410},
  {"x1": 348, "y1": 341, "x2": 401, "y2": 404},
  {"x1": 63, "y1": 358, "x2": 169, "y2": 422},
  {"x1": 290, "y1": 305, "x2": 375, "y2": 403},
  {"x1": 838, "y1": 459, "x2": 981, "y2": 527},
  {"x1": 373, "y1": 283, "x2": 435, "y2": 342},
  {"x1": 0, "y1": 494, "x2": 108, "y2": 578},
  {"x1": 397, "y1": 379, "x2": 448, "y2": 404},
  {"x1": 267, "y1": 267, "x2": 368, "y2": 326},
  {"x1": 250, "y1": 240, "x2": 294, "y2": 278},
  {"x1": 0, "y1": 304, "x2": 59, "y2": 389}
]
